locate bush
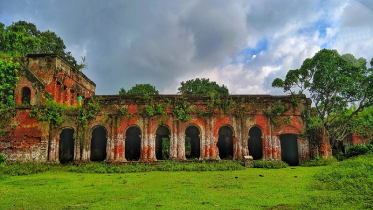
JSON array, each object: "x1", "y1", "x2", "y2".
[
  {"x1": 63, "y1": 161, "x2": 245, "y2": 173},
  {"x1": 346, "y1": 144, "x2": 371, "y2": 158},
  {"x1": 253, "y1": 160, "x2": 288, "y2": 169},
  {"x1": 0, "y1": 153, "x2": 7, "y2": 163},
  {"x1": 0, "y1": 162, "x2": 51, "y2": 176},
  {"x1": 301, "y1": 157, "x2": 338, "y2": 167}
]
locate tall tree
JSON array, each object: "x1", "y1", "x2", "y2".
[
  {"x1": 0, "y1": 21, "x2": 85, "y2": 70},
  {"x1": 178, "y1": 78, "x2": 229, "y2": 95},
  {"x1": 272, "y1": 49, "x2": 373, "y2": 144},
  {"x1": 126, "y1": 84, "x2": 159, "y2": 95}
]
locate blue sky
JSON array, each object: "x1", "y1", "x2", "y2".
[{"x1": 0, "y1": 0, "x2": 372, "y2": 95}]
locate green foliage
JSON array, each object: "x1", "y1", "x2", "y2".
[
  {"x1": 301, "y1": 157, "x2": 338, "y2": 167},
  {"x1": 77, "y1": 97, "x2": 100, "y2": 127},
  {"x1": 0, "y1": 162, "x2": 51, "y2": 176},
  {"x1": 343, "y1": 106, "x2": 373, "y2": 138},
  {"x1": 253, "y1": 160, "x2": 288, "y2": 169},
  {"x1": 0, "y1": 153, "x2": 7, "y2": 163},
  {"x1": 272, "y1": 49, "x2": 373, "y2": 144},
  {"x1": 173, "y1": 99, "x2": 193, "y2": 121},
  {"x1": 126, "y1": 84, "x2": 159, "y2": 95},
  {"x1": 0, "y1": 21, "x2": 84, "y2": 70},
  {"x1": 0, "y1": 59, "x2": 19, "y2": 107},
  {"x1": 178, "y1": 78, "x2": 229, "y2": 95},
  {"x1": 118, "y1": 87, "x2": 126, "y2": 95},
  {"x1": 63, "y1": 161, "x2": 245, "y2": 173},
  {"x1": 161, "y1": 137, "x2": 170, "y2": 160},
  {"x1": 30, "y1": 98, "x2": 64, "y2": 128},
  {"x1": 346, "y1": 144, "x2": 372, "y2": 158},
  {"x1": 263, "y1": 100, "x2": 290, "y2": 125},
  {"x1": 206, "y1": 92, "x2": 235, "y2": 116}
]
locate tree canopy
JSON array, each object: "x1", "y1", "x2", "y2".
[
  {"x1": 0, "y1": 21, "x2": 85, "y2": 70},
  {"x1": 119, "y1": 84, "x2": 159, "y2": 95},
  {"x1": 178, "y1": 78, "x2": 229, "y2": 95},
  {"x1": 272, "y1": 49, "x2": 373, "y2": 143}
]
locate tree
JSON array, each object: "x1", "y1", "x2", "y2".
[
  {"x1": 272, "y1": 49, "x2": 373, "y2": 144},
  {"x1": 118, "y1": 87, "x2": 126, "y2": 95},
  {"x1": 126, "y1": 84, "x2": 159, "y2": 95},
  {"x1": 0, "y1": 21, "x2": 85, "y2": 70},
  {"x1": 0, "y1": 58, "x2": 19, "y2": 107},
  {"x1": 178, "y1": 78, "x2": 229, "y2": 95}
]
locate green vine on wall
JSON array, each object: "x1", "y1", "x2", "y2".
[
  {"x1": 29, "y1": 98, "x2": 64, "y2": 128},
  {"x1": 263, "y1": 100, "x2": 290, "y2": 126},
  {"x1": 173, "y1": 99, "x2": 194, "y2": 121}
]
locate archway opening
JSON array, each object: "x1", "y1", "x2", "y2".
[
  {"x1": 248, "y1": 127, "x2": 263, "y2": 160},
  {"x1": 217, "y1": 126, "x2": 234, "y2": 159},
  {"x1": 280, "y1": 134, "x2": 299, "y2": 166},
  {"x1": 185, "y1": 126, "x2": 200, "y2": 159},
  {"x1": 156, "y1": 126, "x2": 170, "y2": 160},
  {"x1": 125, "y1": 127, "x2": 141, "y2": 161},
  {"x1": 59, "y1": 128, "x2": 75, "y2": 163},
  {"x1": 91, "y1": 126, "x2": 107, "y2": 161},
  {"x1": 21, "y1": 87, "x2": 31, "y2": 105}
]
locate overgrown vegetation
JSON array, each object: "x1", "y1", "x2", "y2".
[
  {"x1": 263, "y1": 100, "x2": 290, "y2": 125},
  {"x1": 301, "y1": 157, "x2": 338, "y2": 167},
  {"x1": 0, "y1": 162, "x2": 51, "y2": 176},
  {"x1": 346, "y1": 144, "x2": 373, "y2": 158},
  {"x1": 273, "y1": 49, "x2": 373, "y2": 145},
  {"x1": 64, "y1": 161, "x2": 245, "y2": 173},
  {"x1": 0, "y1": 21, "x2": 86, "y2": 70},
  {"x1": 29, "y1": 97, "x2": 65, "y2": 128},
  {"x1": 0, "y1": 152, "x2": 7, "y2": 163},
  {"x1": 309, "y1": 153, "x2": 373, "y2": 209},
  {"x1": 253, "y1": 160, "x2": 288, "y2": 169}
]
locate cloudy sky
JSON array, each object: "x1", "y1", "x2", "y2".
[{"x1": 1, "y1": 0, "x2": 372, "y2": 95}]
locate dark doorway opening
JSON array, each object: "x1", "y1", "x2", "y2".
[
  {"x1": 125, "y1": 127, "x2": 141, "y2": 161},
  {"x1": 280, "y1": 134, "x2": 299, "y2": 166},
  {"x1": 185, "y1": 126, "x2": 200, "y2": 159},
  {"x1": 155, "y1": 126, "x2": 170, "y2": 160},
  {"x1": 21, "y1": 87, "x2": 31, "y2": 105},
  {"x1": 91, "y1": 126, "x2": 107, "y2": 161},
  {"x1": 248, "y1": 127, "x2": 263, "y2": 160},
  {"x1": 59, "y1": 128, "x2": 75, "y2": 163},
  {"x1": 217, "y1": 126, "x2": 234, "y2": 159}
]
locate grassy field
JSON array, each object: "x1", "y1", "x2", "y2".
[{"x1": 0, "y1": 155, "x2": 372, "y2": 209}]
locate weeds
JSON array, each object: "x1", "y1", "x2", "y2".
[
  {"x1": 253, "y1": 160, "x2": 288, "y2": 169},
  {"x1": 301, "y1": 157, "x2": 338, "y2": 167},
  {"x1": 0, "y1": 162, "x2": 51, "y2": 176}
]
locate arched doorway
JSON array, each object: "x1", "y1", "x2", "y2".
[
  {"x1": 155, "y1": 126, "x2": 170, "y2": 160},
  {"x1": 125, "y1": 127, "x2": 141, "y2": 161},
  {"x1": 217, "y1": 126, "x2": 234, "y2": 159},
  {"x1": 21, "y1": 87, "x2": 31, "y2": 105},
  {"x1": 248, "y1": 127, "x2": 263, "y2": 160},
  {"x1": 280, "y1": 134, "x2": 299, "y2": 166},
  {"x1": 59, "y1": 128, "x2": 75, "y2": 163},
  {"x1": 91, "y1": 126, "x2": 107, "y2": 161},
  {"x1": 185, "y1": 126, "x2": 200, "y2": 159}
]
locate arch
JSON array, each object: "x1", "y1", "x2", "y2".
[
  {"x1": 185, "y1": 125, "x2": 200, "y2": 159},
  {"x1": 125, "y1": 126, "x2": 141, "y2": 161},
  {"x1": 91, "y1": 125, "x2": 107, "y2": 161},
  {"x1": 280, "y1": 134, "x2": 299, "y2": 166},
  {"x1": 217, "y1": 125, "x2": 234, "y2": 159},
  {"x1": 59, "y1": 128, "x2": 75, "y2": 163},
  {"x1": 21, "y1": 86, "x2": 31, "y2": 105},
  {"x1": 248, "y1": 126, "x2": 263, "y2": 160},
  {"x1": 279, "y1": 125, "x2": 301, "y2": 135},
  {"x1": 155, "y1": 125, "x2": 170, "y2": 160}
]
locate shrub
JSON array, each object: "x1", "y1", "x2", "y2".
[
  {"x1": 253, "y1": 160, "x2": 288, "y2": 169},
  {"x1": 0, "y1": 153, "x2": 7, "y2": 163},
  {"x1": 0, "y1": 162, "x2": 51, "y2": 176},
  {"x1": 301, "y1": 157, "x2": 338, "y2": 167},
  {"x1": 346, "y1": 144, "x2": 371, "y2": 158}
]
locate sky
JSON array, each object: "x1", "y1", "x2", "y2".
[{"x1": 1, "y1": 0, "x2": 372, "y2": 95}]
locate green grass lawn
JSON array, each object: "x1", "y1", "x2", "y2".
[{"x1": 0, "y1": 155, "x2": 372, "y2": 210}]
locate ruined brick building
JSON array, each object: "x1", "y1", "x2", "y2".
[{"x1": 1, "y1": 54, "x2": 320, "y2": 166}]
